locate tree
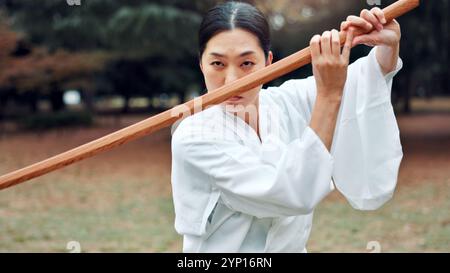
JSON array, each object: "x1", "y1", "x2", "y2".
[
  {"x1": 2, "y1": 0, "x2": 207, "y2": 111},
  {"x1": 0, "y1": 16, "x2": 110, "y2": 113},
  {"x1": 2, "y1": 0, "x2": 449, "y2": 116}
]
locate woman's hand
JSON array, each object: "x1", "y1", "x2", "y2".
[
  {"x1": 341, "y1": 7, "x2": 401, "y2": 75},
  {"x1": 340, "y1": 7, "x2": 401, "y2": 48},
  {"x1": 308, "y1": 29, "x2": 353, "y2": 151},
  {"x1": 310, "y1": 28, "x2": 354, "y2": 101}
]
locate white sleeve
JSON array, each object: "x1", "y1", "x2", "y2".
[
  {"x1": 172, "y1": 125, "x2": 334, "y2": 218},
  {"x1": 265, "y1": 46, "x2": 403, "y2": 211},
  {"x1": 331, "y1": 47, "x2": 403, "y2": 210}
]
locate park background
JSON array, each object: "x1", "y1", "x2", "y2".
[{"x1": 0, "y1": 0, "x2": 449, "y2": 252}]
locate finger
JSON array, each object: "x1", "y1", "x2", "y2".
[
  {"x1": 331, "y1": 29, "x2": 340, "y2": 56},
  {"x1": 352, "y1": 33, "x2": 378, "y2": 47},
  {"x1": 342, "y1": 28, "x2": 353, "y2": 60},
  {"x1": 321, "y1": 31, "x2": 332, "y2": 56},
  {"x1": 361, "y1": 9, "x2": 383, "y2": 31},
  {"x1": 340, "y1": 21, "x2": 352, "y2": 31},
  {"x1": 310, "y1": 35, "x2": 321, "y2": 59},
  {"x1": 340, "y1": 21, "x2": 349, "y2": 31},
  {"x1": 346, "y1": 15, "x2": 372, "y2": 32},
  {"x1": 371, "y1": 7, "x2": 386, "y2": 24}
]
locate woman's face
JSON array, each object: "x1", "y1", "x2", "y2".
[{"x1": 200, "y1": 28, "x2": 273, "y2": 112}]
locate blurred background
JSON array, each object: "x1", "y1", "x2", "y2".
[{"x1": 0, "y1": 0, "x2": 448, "y2": 252}]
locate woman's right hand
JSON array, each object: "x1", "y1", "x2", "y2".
[{"x1": 309, "y1": 29, "x2": 354, "y2": 101}]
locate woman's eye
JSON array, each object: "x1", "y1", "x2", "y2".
[
  {"x1": 211, "y1": 61, "x2": 224, "y2": 67},
  {"x1": 241, "y1": 61, "x2": 255, "y2": 68}
]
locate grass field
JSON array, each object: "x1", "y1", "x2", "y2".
[{"x1": 0, "y1": 113, "x2": 449, "y2": 252}]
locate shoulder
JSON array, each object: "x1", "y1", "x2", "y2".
[
  {"x1": 262, "y1": 76, "x2": 316, "y2": 102},
  {"x1": 260, "y1": 76, "x2": 317, "y2": 118}
]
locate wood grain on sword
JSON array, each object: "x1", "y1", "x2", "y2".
[{"x1": 0, "y1": 0, "x2": 420, "y2": 191}]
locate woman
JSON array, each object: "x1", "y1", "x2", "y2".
[{"x1": 171, "y1": 1, "x2": 403, "y2": 252}]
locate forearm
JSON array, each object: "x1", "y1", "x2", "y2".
[
  {"x1": 376, "y1": 42, "x2": 400, "y2": 76},
  {"x1": 309, "y1": 92, "x2": 342, "y2": 151}
]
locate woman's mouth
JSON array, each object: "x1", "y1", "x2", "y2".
[{"x1": 227, "y1": 96, "x2": 243, "y2": 102}]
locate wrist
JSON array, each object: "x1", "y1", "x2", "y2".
[
  {"x1": 316, "y1": 92, "x2": 343, "y2": 104},
  {"x1": 376, "y1": 42, "x2": 400, "y2": 75},
  {"x1": 379, "y1": 40, "x2": 400, "y2": 51}
]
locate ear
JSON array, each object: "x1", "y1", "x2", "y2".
[{"x1": 266, "y1": 51, "x2": 273, "y2": 66}]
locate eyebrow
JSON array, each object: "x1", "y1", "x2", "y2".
[{"x1": 209, "y1": 51, "x2": 256, "y2": 58}]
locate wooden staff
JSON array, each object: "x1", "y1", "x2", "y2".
[{"x1": 0, "y1": 0, "x2": 420, "y2": 191}]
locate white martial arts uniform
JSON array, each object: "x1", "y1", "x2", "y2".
[{"x1": 170, "y1": 47, "x2": 403, "y2": 252}]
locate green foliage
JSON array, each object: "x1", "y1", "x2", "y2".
[
  {"x1": 4, "y1": 0, "x2": 203, "y2": 55},
  {"x1": 107, "y1": 4, "x2": 201, "y2": 58}
]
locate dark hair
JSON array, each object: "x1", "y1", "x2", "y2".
[{"x1": 198, "y1": 1, "x2": 271, "y2": 60}]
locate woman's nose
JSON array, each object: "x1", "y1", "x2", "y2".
[{"x1": 224, "y1": 68, "x2": 240, "y2": 84}]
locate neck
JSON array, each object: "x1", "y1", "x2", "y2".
[{"x1": 235, "y1": 96, "x2": 260, "y2": 139}]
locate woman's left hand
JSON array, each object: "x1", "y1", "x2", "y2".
[{"x1": 340, "y1": 7, "x2": 401, "y2": 48}]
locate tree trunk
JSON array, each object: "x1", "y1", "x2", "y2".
[
  {"x1": 27, "y1": 91, "x2": 38, "y2": 113},
  {"x1": 403, "y1": 76, "x2": 411, "y2": 114},
  {"x1": 50, "y1": 89, "x2": 65, "y2": 112},
  {"x1": 82, "y1": 89, "x2": 95, "y2": 113},
  {"x1": 122, "y1": 95, "x2": 130, "y2": 114}
]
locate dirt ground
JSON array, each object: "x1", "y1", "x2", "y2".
[
  {"x1": 397, "y1": 114, "x2": 450, "y2": 186},
  {"x1": 0, "y1": 115, "x2": 174, "y2": 195},
  {"x1": 0, "y1": 112, "x2": 449, "y2": 252}
]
